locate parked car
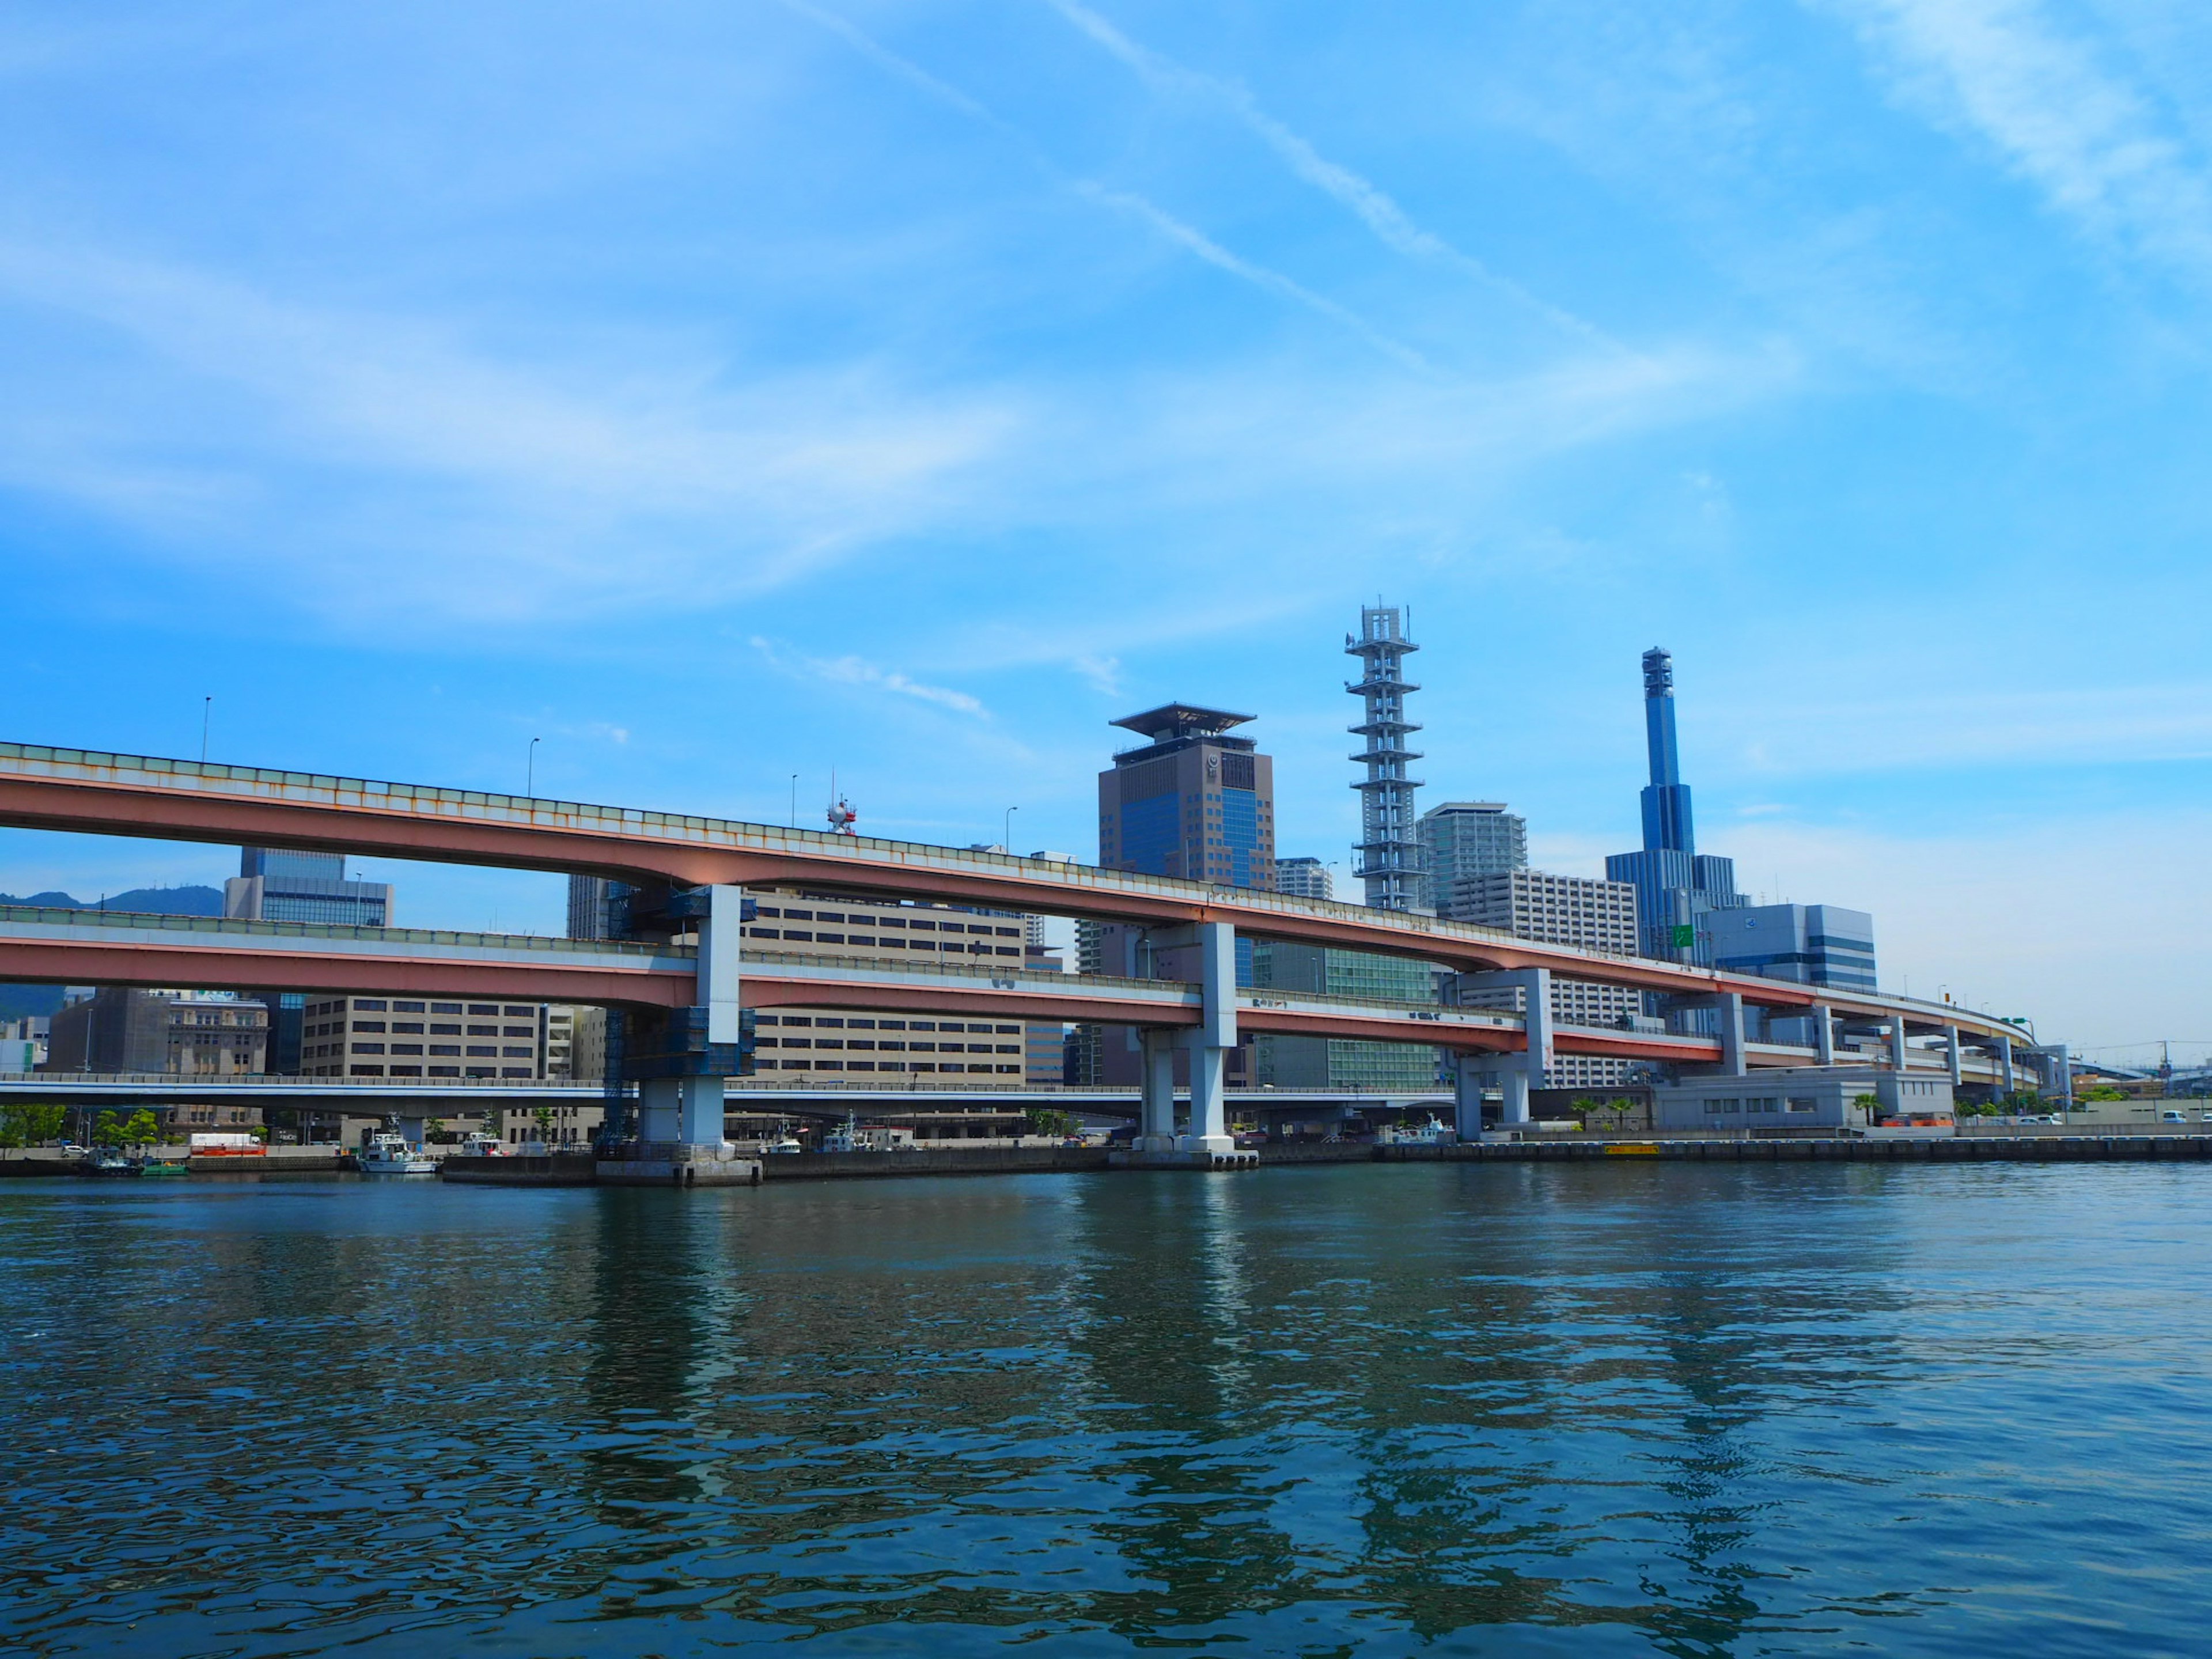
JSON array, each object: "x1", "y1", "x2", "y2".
[{"x1": 2160, "y1": 1110, "x2": 2187, "y2": 1123}]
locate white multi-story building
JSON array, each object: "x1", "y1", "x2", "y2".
[
  {"x1": 1419, "y1": 802, "x2": 1527, "y2": 912},
  {"x1": 1450, "y1": 868, "x2": 1641, "y2": 1088},
  {"x1": 1274, "y1": 857, "x2": 1334, "y2": 901}
]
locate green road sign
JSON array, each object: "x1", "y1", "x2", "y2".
[{"x1": 1670, "y1": 924, "x2": 1695, "y2": 949}]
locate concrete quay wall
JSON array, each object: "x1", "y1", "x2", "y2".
[
  {"x1": 762, "y1": 1145, "x2": 1113, "y2": 1180},
  {"x1": 1380, "y1": 1135, "x2": 2212, "y2": 1164}
]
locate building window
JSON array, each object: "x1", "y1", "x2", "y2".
[
  {"x1": 429, "y1": 1043, "x2": 461, "y2": 1056},
  {"x1": 503, "y1": 1006, "x2": 533, "y2": 1017},
  {"x1": 391, "y1": 1043, "x2": 424, "y2": 1055},
  {"x1": 429, "y1": 1065, "x2": 459, "y2": 1077},
  {"x1": 395, "y1": 1001, "x2": 426, "y2": 1013},
  {"x1": 432, "y1": 1002, "x2": 463, "y2": 1014},
  {"x1": 467, "y1": 1045, "x2": 497, "y2": 1057},
  {"x1": 352, "y1": 1042, "x2": 386, "y2": 1055},
  {"x1": 501, "y1": 1047, "x2": 532, "y2": 1058},
  {"x1": 356, "y1": 1000, "x2": 388, "y2": 1012}
]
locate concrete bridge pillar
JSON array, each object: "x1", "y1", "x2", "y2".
[
  {"x1": 1995, "y1": 1033, "x2": 2016, "y2": 1094},
  {"x1": 1498, "y1": 1067, "x2": 1531, "y2": 1126},
  {"x1": 639, "y1": 1077, "x2": 682, "y2": 1143},
  {"x1": 1813, "y1": 1005, "x2": 1835, "y2": 1065},
  {"x1": 1717, "y1": 991, "x2": 1745, "y2": 1078},
  {"x1": 1137, "y1": 1028, "x2": 1177, "y2": 1152},
  {"x1": 700, "y1": 884, "x2": 745, "y2": 1050},
  {"x1": 1889, "y1": 1016, "x2": 1910, "y2": 1073},
  {"x1": 1452, "y1": 1055, "x2": 1486, "y2": 1139},
  {"x1": 1177, "y1": 919, "x2": 1237, "y2": 1156},
  {"x1": 1453, "y1": 967, "x2": 1551, "y2": 1124},
  {"x1": 1944, "y1": 1024, "x2": 1964, "y2": 1087}
]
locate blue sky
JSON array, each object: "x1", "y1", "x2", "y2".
[{"x1": 2, "y1": 0, "x2": 2209, "y2": 1062}]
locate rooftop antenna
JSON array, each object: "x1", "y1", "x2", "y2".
[{"x1": 200, "y1": 696, "x2": 212, "y2": 764}]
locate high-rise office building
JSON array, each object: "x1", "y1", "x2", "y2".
[
  {"x1": 1346, "y1": 606, "x2": 1423, "y2": 910},
  {"x1": 1419, "y1": 802, "x2": 1527, "y2": 913},
  {"x1": 1274, "y1": 857, "x2": 1334, "y2": 901},
  {"x1": 1094, "y1": 704, "x2": 1274, "y2": 1086},
  {"x1": 1451, "y1": 869, "x2": 1641, "y2": 1087},
  {"x1": 1710, "y1": 904, "x2": 1877, "y2": 991},
  {"x1": 226, "y1": 849, "x2": 394, "y2": 1073},
  {"x1": 225, "y1": 849, "x2": 392, "y2": 927},
  {"x1": 1097, "y1": 703, "x2": 1275, "y2": 887},
  {"x1": 566, "y1": 875, "x2": 626, "y2": 942},
  {"x1": 1604, "y1": 649, "x2": 1743, "y2": 965}
]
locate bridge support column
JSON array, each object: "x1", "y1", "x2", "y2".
[
  {"x1": 1718, "y1": 991, "x2": 1745, "y2": 1078},
  {"x1": 1452, "y1": 1055, "x2": 1486, "y2": 1139},
  {"x1": 1137, "y1": 1028, "x2": 1177, "y2": 1152},
  {"x1": 700, "y1": 885, "x2": 745, "y2": 1050},
  {"x1": 678, "y1": 1075, "x2": 726, "y2": 1147},
  {"x1": 1498, "y1": 1068, "x2": 1531, "y2": 1126},
  {"x1": 639, "y1": 1078, "x2": 682, "y2": 1143},
  {"x1": 1996, "y1": 1034, "x2": 2015, "y2": 1094},
  {"x1": 1944, "y1": 1024, "x2": 1963, "y2": 1088},
  {"x1": 1455, "y1": 968, "x2": 1550, "y2": 1124},
  {"x1": 1889, "y1": 1016, "x2": 1910, "y2": 1073},
  {"x1": 1177, "y1": 921, "x2": 1238, "y2": 1156},
  {"x1": 1814, "y1": 1005, "x2": 1835, "y2": 1065}
]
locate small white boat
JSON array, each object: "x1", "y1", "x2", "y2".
[
  {"x1": 453, "y1": 1130, "x2": 507, "y2": 1158},
  {"x1": 762, "y1": 1124, "x2": 804, "y2": 1155},
  {"x1": 359, "y1": 1131, "x2": 436, "y2": 1175},
  {"x1": 1380, "y1": 1114, "x2": 1454, "y2": 1146}
]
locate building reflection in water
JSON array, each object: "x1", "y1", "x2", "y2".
[{"x1": 1, "y1": 1161, "x2": 2002, "y2": 1654}]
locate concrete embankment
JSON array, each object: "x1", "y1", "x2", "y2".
[
  {"x1": 1378, "y1": 1135, "x2": 2212, "y2": 1163},
  {"x1": 760, "y1": 1145, "x2": 1113, "y2": 1180},
  {"x1": 440, "y1": 1152, "x2": 598, "y2": 1187}
]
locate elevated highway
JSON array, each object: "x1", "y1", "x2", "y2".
[
  {"x1": 0, "y1": 905, "x2": 2018, "y2": 1086},
  {"x1": 0, "y1": 741, "x2": 2047, "y2": 1154},
  {"x1": 0, "y1": 743, "x2": 2029, "y2": 1044}
]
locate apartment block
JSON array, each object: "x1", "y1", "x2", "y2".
[
  {"x1": 299, "y1": 995, "x2": 555, "y2": 1080},
  {"x1": 740, "y1": 886, "x2": 1035, "y2": 1083},
  {"x1": 1449, "y1": 868, "x2": 1641, "y2": 1089}
]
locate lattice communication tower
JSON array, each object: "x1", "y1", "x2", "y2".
[{"x1": 1347, "y1": 604, "x2": 1424, "y2": 910}]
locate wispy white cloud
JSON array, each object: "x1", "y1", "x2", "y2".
[
  {"x1": 1074, "y1": 183, "x2": 1436, "y2": 373},
  {"x1": 1823, "y1": 0, "x2": 2212, "y2": 279},
  {"x1": 0, "y1": 240, "x2": 1017, "y2": 622},
  {"x1": 1041, "y1": 0, "x2": 1622, "y2": 350},
  {"x1": 776, "y1": 0, "x2": 1436, "y2": 373},
  {"x1": 751, "y1": 636, "x2": 988, "y2": 716}
]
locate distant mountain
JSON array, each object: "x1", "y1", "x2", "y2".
[
  {"x1": 0, "y1": 885, "x2": 226, "y2": 916},
  {"x1": 0, "y1": 886, "x2": 228, "y2": 1024}
]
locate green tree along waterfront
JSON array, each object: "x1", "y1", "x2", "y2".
[{"x1": 4, "y1": 1165, "x2": 2211, "y2": 1654}]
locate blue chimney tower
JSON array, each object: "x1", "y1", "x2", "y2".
[
  {"x1": 1607, "y1": 647, "x2": 1741, "y2": 964},
  {"x1": 1639, "y1": 647, "x2": 1694, "y2": 855}
]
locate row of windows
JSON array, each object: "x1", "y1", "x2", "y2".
[
  {"x1": 1701, "y1": 1097, "x2": 1819, "y2": 1114},
  {"x1": 752, "y1": 907, "x2": 1017, "y2": 937},
  {"x1": 755, "y1": 1060, "x2": 1023, "y2": 1074},
  {"x1": 745, "y1": 928, "x2": 1020, "y2": 956},
  {"x1": 770, "y1": 1018, "x2": 1018, "y2": 1033},
  {"x1": 348, "y1": 1065, "x2": 533, "y2": 1078},
  {"x1": 339, "y1": 1022, "x2": 531, "y2": 1037},
  {"x1": 756, "y1": 1040, "x2": 1021, "y2": 1054},
  {"x1": 310, "y1": 999, "x2": 536, "y2": 1017},
  {"x1": 347, "y1": 1042, "x2": 532, "y2": 1058}
]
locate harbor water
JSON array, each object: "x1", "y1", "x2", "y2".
[{"x1": 3, "y1": 1161, "x2": 2209, "y2": 1656}]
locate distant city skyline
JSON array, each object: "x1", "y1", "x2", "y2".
[{"x1": 2, "y1": 2, "x2": 2208, "y2": 1053}]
